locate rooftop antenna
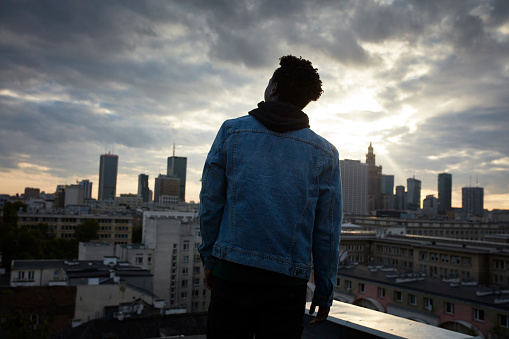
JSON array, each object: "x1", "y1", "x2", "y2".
[{"x1": 173, "y1": 142, "x2": 176, "y2": 157}]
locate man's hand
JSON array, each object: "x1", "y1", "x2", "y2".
[
  {"x1": 308, "y1": 302, "x2": 330, "y2": 325},
  {"x1": 205, "y1": 269, "x2": 214, "y2": 291}
]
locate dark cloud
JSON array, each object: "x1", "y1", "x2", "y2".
[{"x1": 0, "y1": 0, "x2": 508, "y2": 205}]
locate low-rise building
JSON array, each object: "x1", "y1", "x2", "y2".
[
  {"x1": 17, "y1": 212, "x2": 133, "y2": 245},
  {"x1": 338, "y1": 230, "x2": 509, "y2": 338}
]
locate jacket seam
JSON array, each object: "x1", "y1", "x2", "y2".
[{"x1": 230, "y1": 128, "x2": 335, "y2": 157}]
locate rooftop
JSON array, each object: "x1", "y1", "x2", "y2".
[{"x1": 338, "y1": 264, "x2": 509, "y2": 311}]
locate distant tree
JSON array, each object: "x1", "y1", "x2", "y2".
[
  {"x1": 74, "y1": 219, "x2": 99, "y2": 242},
  {"x1": 132, "y1": 226, "x2": 142, "y2": 243},
  {"x1": 1, "y1": 201, "x2": 27, "y2": 226}
]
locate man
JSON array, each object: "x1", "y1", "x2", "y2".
[{"x1": 199, "y1": 55, "x2": 342, "y2": 338}]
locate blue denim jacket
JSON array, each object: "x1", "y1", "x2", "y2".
[{"x1": 199, "y1": 113, "x2": 342, "y2": 306}]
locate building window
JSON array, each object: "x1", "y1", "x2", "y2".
[
  {"x1": 183, "y1": 255, "x2": 189, "y2": 263},
  {"x1": 193, "y1": 278, "x2": 200, "y2": 285},
  {"x1": 378, "y1": 287, "x2": 385, "y2": 298},
  {"x1": 182, "y1": 268, "x2": 188, "y2": 275},
  {"x1": 28, "y1": 271, "x2": 34, "y2": 280},
  {"x1": 474, "y1": 308, "x2": 484, "y2": 322},
  {"x1": 192, "y1": 290, "x2": 199, "y2": 297},
  {"x1": 182, "y1": 280, "x2": 188, "y2": 287},
  {"x1": 499, "y1": 314, "x2": 509, "y2": 328},
  {"x1": 183, "y1": 243, "x2": 190, "y2": 250},
  {"x1": 409, "y1": 294, "x2": 417, "y2": 305},
  {"x1": 495, "y1": 260, "x2": 505, "y2": 269},
  {"x1": 359, "y1": 283, "x2": 365, "y2": 293},
  {"x1": 445, "y1": 302, "x2": 455, "y2": 314},
  {"x1": 193, "y1": 266, "x2": 200, "y2": 274},
  {"x1": 181, "y1": 292, "x2": 187, "y2": 299},
  {"x1": 148, "y1": 256, "x2": 152, "y2": 264},
  {"x1": 345, "y1": 280, "x2": 352, "y2": 290},
  {"x1": 337, "y1": 278, "x2": 340, "y2": 287},
  {"x1": 424, "y1": 297, "x2": 433, "y2": 311},
  {"x1": 135, "y1": 257, "x2": 143, "y2": 265},
  {"x1": 395, "y1": 291, "x2": 402, "y2": 302}
]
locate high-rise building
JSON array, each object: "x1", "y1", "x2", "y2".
[
  {"x1": 366, "y1": 143, "x2": 382, "y2": 213},
  {"x1": 462, "y1": 187, "x2": 484, "y2": 217},
  {"x1": 381, "y1": 175, "x2": 394, "y2": 209},
  {"x1": 138, "y1": 174, "x2": 150, "y2": 203},
  {"x1": 98, "y1": 153, "x2": 118, "y2": 201},
  {"x1": 64, "y1": 185, "x2": 84, "y2": 206},
  {"x1": 24, "y1": 187, "x2": 40, "y2": 200},
  {"x1": 438, "y1": 173, "x2": 452, "y2": 215},
  {"x1": 167, "y1": 144, "x2": 187, "y2": 202},
  {"x1": 406, "y1": 177, "x2": 421, "y2": 211},
  {"x1": 154, "y1": 174, "x2": 180, "y2": 204},
  {"x1": 422, "y1": 194, "x2": 438, "y2": 216},
  {"x1": 340, "y1": 159, "x2": 368, "y2": 215},
  {"x1": 78, "y1": 179, "x2": 93, "y2": 200},
  {"x1": 54, "y1": 185, "x2": 66, "y2": 209},
  {"x1": 394, "y1": 185, "x2": 406, "y2": 210}
]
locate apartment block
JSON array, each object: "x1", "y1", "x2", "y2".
[
  {"x1": 337, "y1": 231, "x2": 509, "y2": 338},
  {"x1": 17, "y1": 213, "x2": 133, "y2": 245}
]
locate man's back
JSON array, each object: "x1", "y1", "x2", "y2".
[
  {"x1": 199, "y1": 55, "x2": 342, "y2": 338},
  {"x1": 204, "y1": 111, "x2": 339, "y2": 280}
]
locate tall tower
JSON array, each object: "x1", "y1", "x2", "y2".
[
  {"x1": 437, "y1": 173, "x2": 452, "y2": 215},
  {"x1": 381, "y1": 174, "x2": 395, "y2": 209},
  {"x1": 366, "y1": 143, "x2": 382, "y2": 212},
  {"x1": 154, "y1": 174, "x2": 180, "y2": 204},
  {"x1": 340, "y1": 159, "x2": 368, "y2": 215},
  {"x1": 138, "y1": 174, "x2": 150, "y2": 203},
  {"x1": 406, "y1": 177, "x2": 421, "y2": 211},
  {"x1": 98, "y1": 153, "x2": 118, "y2": 201},
  {"x1": 394, "y1": 185, "x2": 406, "y2": 210},
  {"x1": 167, "y1": 144, "x2": 187, "y2": 202},
  {"x1": 462, "y1": 187, "x2": 484, "y2": 217},
  {"x1": 78, "y1": 179, "x2": 93, "y2": 200}
]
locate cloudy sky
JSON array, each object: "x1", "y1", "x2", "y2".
[{"x1": 1, "y1": 0, "x2": 508, "y2": 209}]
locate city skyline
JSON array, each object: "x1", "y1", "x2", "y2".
[{"x1": 1, "y1": 1, "x2": 508, "y2": 209}]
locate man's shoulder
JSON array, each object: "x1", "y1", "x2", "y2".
[{"x1": 299, "y1": 128, "x2": 338, "y2": 157}]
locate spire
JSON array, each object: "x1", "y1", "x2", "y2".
[
  {"x1": 173, "y1": 142, "x2": 175, "y2": 157},
  {"x1": 366, "y1": 142, "x2": 375, "y2": 165}
]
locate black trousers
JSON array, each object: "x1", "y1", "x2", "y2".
[{"x1": 207, "y1": 277, "x2": 307, "y2": 339}]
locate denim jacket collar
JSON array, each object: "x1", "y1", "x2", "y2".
[{"x1": 248, "y1": 101, "x2": 310, "y2": 133}]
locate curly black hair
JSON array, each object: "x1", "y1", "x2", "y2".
[{"x1": 271, "y1": 55, "x2": 323, "y2": 109}]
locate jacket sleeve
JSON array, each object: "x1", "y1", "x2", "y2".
[
  {"x1": 312, "y1": 147, "x2": 342, "y2": 307},
  {"x1": 198, "y1": 121, "x2": 229, "y2": 271}
]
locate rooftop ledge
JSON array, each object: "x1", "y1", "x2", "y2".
[{"x1": 304, "y1": 301, "x2": 479, "y2": 339}]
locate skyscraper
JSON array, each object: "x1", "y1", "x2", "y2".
[
  {"x1": 78, "y1": 179, "x2": 93, "y2": 200},
  {"x1": 340, "y1": 159, "x2": 368, "y2": 215},
  {"x1": 366, "y1": 143, "x2": 382, "y2": 213},
  {"x1": 381, "y1": 174, "x2": 395, "y2": 210},
  {"x1": 406, "y1": 177, "x2": 421, "y2": 211},
  {"x1": 167, "y1": 145, "x2": 187, "y2": 202},
  {"x1": 98, "y1": 153, "x2": 118, "y2": 201},
  {"x1": 394, "y1": 185, "x2": 406, "y2": 210},
  {"x1": 438, "y1": 173, "x2": 452, "y2": 215},
  {"x1": 138, "y1": 174, "x2": 150, "y2": 203},
  {"x1": 154, "y1": 174, "x2": 180, "y2": 204},
  {"x1": 462, "y1": 187, "x2": 484, "y2": 217}
]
